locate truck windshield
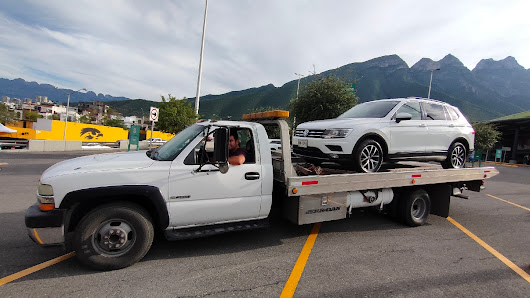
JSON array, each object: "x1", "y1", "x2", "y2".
[
  {"x1": 150, "y1": 124, "x2": 205, "y2": 161},
  {"x1": 338, "y1": 101, "x2": 399, "y2": 119}
]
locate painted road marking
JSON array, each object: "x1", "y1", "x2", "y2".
[
  {"x1": 447, "y1": 217, "x2": 530, "y2": 283},
  {"x1": 486, "y1": 194, "x2": 530, "y2": 212},
  {"x1": 281, "y1": 222, "x2": 322, "y2": 298},
  {"x1": 0, "y1": 252, "x2": 75, "y2": 286},
  {"x1": 0, "y1": 163, "x2": 8, "y2": 165}
]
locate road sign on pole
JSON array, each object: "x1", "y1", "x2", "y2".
[{"x1": 150, "y1": 107, "x2": 159, "y2": 122}]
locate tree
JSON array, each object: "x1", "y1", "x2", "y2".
[
  {"x1": 157, "y1": 95, "x2": 197, "y2": 134},
  {"x1": 473, "y1": 122, "x2": 501, "y2": 152},
  {"x1": 102, "y1": 118, "x2": 126, "y2": 129},
  {"x1": 290, "y1": 75, "x2": 359, "y2": 125},
  {"x1": 0, "y1": 103, "x2": 16, "y2": 124},
  {"x1": 23, "y1": 110, "x2": 42, "y2": 122}
]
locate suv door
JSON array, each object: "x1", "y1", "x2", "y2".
[
  {"x1": 389, "y1": 101, "x2": 426, "y2": 154},
  {"x1": 421, "y1": 102, "x2": 453, "y2": 153},
  {"x1": 167, "y1": 127, "x2": 263, "y2": 227}
]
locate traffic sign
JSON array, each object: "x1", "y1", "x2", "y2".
[{"x1": 150, "y1": 107, "x2": 159, "y2": 122}]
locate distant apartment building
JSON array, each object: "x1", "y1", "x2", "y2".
[{"x1": 2, "y1": 96, "x2": 10, "y2": 103}]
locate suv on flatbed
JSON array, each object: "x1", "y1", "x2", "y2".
[{"x1": 292, "y1": 97, "x2": 475, "y2": 173}]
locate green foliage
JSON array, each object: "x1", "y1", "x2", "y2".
[
  {"x1": 290, "y1": 75, "x2": 359, "y2": 125},
  {"x1": 102, "y1": 118, "x2": 126, "y2": 129},
  {"x1": 106, "y1": 99, "x2": 158, "y2": 117},
  {"x1": 79, "y1": 114, "x2": 91, "y2": 123},
  {"x1": 473, "y1": 122, "x2": 501, "y2": 151},
  {"x1": 23, "y1": 110, "x2": 42, "y2": 122},
  {"x1": 0, "y1": 103, "x2": 16, "y2": 124},
  {"x1": 157, "y1": 95, "x2": 197, "y2": 134}
]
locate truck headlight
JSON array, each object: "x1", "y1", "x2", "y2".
[
  {"x1": 37, "y1": 183, "x2": 55, "y2": 211},
  {"x1": 322, "y1": 129, "x2": 352, "y2": 138}
]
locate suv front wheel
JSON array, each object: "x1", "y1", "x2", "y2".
[{"x1": 353, "y1": 139, "x2": 383, "y2": 173}]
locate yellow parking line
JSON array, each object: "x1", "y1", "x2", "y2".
[
  {"x1": 0, "y1": 252, "x2": 75, "y2": 286},
  {"x1": 281, "y1": 223, "x2": 322, "y2": 298},
  {"x1": 486, "y1": 194, "x2": 530, "y2": 212},
  {"x1": 447, "y1": 217, "x2": 530, "y2": 283},
  {"x1": 0, "y1": 163, "x2": 8, "y2": 165}
]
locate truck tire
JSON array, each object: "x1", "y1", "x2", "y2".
[
  {"x1": 399, "y1": 189, "x2": 430, "y2": 227},
  {"x1": 73, "y1": 203, "x2": 154, "y2": 270}
]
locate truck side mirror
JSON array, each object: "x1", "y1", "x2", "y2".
[
  {"x1": 213, "y1": 128, "x2": 229, "y2": 172},
  {"x1": 396, "y1": 112, "x2": 412, "y2": 123}
]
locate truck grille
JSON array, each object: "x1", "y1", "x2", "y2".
[{"x1": 294, "y1": 129, "x2": 325, "y2": 138}]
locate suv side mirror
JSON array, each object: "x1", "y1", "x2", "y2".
[
  {"x1": 213, "y1": 128, "x2": 229, "y2": 173},
  {"x1": 396, "y1": 112, "x2": 412, "y2": 123}
]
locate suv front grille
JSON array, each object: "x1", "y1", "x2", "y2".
[{"x1": 294, "y1": 129, "x2": 325, "y2": 138}]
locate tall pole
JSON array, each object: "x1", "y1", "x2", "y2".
[
  {"x1": 295, "y1": 73, "x2": 304, "y2": 100},
  {"x1": 63, "y1": 93, "x2": 71, "y2": 141},
  {"x1": 427, "y1": 68, "x2": 440, "y2": 99},
  {"x1": 194, "y1": 0, "x2": 208, "y2": 115}
]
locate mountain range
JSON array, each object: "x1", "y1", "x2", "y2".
[{"x1": 1, "y1": 54, "x2": 529, "y2": 122}]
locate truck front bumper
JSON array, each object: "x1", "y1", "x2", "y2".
[{"x1": 25, "y1": 203, "x2": 65, "y2": 246}]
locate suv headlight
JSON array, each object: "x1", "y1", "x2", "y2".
[{"x1": 322, "y1": 129, "x2": 352, "y2": 138}]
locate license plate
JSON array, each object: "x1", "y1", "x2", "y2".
[{"x1": 298, "y1": 139, "x2": 308, "y2": 148}]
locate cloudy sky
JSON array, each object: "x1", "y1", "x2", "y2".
[{"x1": 1, "y1": 0, "x2": 529, "y2": 101}]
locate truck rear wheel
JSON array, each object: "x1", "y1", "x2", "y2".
[
  {"x1": 73, "y1": 203, "x2": 154, "y2": 270},
  {"x1": 399, "y1": 189, "x2": 431, "y2": 227}
]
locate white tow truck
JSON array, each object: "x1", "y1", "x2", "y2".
[{"x1": 25, "y1": 110, "x2": 499, "y2": 270}]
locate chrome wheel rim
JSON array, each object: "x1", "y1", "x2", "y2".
[
  {"x1": 451, "y1": 145, "x2": 466, "y2": 168},
  {"x1": 360, "y1": 144, "x2": 381, "y2": 172},
  {"x1": 92, "y1": 219, "x2": 136, "y2": 257}
]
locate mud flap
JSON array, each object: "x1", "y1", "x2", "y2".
[{"x1": 426, "y1": 184, "x2": 451, "y2": 218}]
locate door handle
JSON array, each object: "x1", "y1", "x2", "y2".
[
  {"x1": 245, "y1": 172, "x2": 260, "y2": 180},
  {"x1": 419, "y1": 124, "x2": 427, "y2": 127}
]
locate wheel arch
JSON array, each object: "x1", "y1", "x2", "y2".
[
  {"x1": 451, "y1": 137, "x2": 470, "y2": 152},
  {"x1": 61, "y1": 185, "x2": 169, "y2": 233},
  {"x1": 353, "y1": 133, "x2": 389, "y2": 160}
]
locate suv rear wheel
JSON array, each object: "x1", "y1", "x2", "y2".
[
  {"x1": 353, "y1": 139, "x2": 383, "y2": 173},
  {"x1": 442, "y1": 142, "x2": 466, "y2": 169}
]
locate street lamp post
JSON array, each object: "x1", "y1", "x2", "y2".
[
  {"x1": 427, "y1": 68, "x2": 440, "y2": 99},
  {"x1": 62, "y1": 88, "x2": 87, "y2": 141},
  {"x1": 194, "y1": 0, "x2": 209, "y2": 115},
  {"x1": 294, "y1": 73, "x2": 304, "y2": 100}
]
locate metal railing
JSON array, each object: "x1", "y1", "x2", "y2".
[{"x1": 0, "y1": 139, "x2": 29, "y2": 149}]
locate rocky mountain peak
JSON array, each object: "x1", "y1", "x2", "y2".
[
  {"x1": 439, "y1": 54, "x2": 467, "y2": 69},
  {"x1": 364, "y1": 54, "x2": 409, "y2": 69},
  {"x1": 473, "y1": 56, "x2": 525, "y2": 71},
  {"x1": 411, "y1": 58, "x2": 441, "y2": 71}
]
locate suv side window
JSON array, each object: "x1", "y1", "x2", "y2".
[
  {"x1": 395, "y1": 102, "x2": 422, "y2": 120},
  {"x1": 422, "y1": 103, "x2": 447, "y2": 120},
  {"x1": 446, "y1": 106, "x2": 460, "y2": 120}
]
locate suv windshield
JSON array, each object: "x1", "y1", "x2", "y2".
[
  {"x1": 338, "y1": 101, "x2": 399, "y2": 119},
  {"x1": 150, "y1": 124, "x2": 205, "y2": 161}
]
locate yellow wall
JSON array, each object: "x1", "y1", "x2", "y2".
[{"x1": 1, "y1": 121, "x2": 174, "y2": 142}]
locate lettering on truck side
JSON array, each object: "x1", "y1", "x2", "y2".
[{"x1": 305, "y1": 206, "x2": 341, "y2": 214}]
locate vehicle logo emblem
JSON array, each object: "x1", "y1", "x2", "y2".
[{"x1": 303, "y1": 129, "x2": 309, "y2": 137}]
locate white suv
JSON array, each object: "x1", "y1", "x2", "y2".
[{"x1": 292, "y1": 97, "x2": 474, "y2": 172}]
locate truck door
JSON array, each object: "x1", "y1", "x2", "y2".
[{"x1": 167, "y1": 127, "x2": 263, "y2": 227}]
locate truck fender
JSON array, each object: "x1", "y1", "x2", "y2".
[{"x1": 60, "y1": 185, "x2": 169, "y2": 231}]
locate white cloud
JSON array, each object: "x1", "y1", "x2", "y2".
[{"x1": 0, "y1": 0, "x2": 528, "y2": 102}]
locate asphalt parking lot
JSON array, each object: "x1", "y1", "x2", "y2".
[{"x1": 0, "y1": 150, "x2": 528, "y2": 297}]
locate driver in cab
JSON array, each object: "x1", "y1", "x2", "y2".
[{"x1": 228, "y1": 131, "x2": 247, "y2": 165}]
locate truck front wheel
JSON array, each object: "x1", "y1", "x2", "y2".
[
  {"x1": 399, "y1": 189, "x2": 431, "y2": 227},
  {"x1": 73, "y1": 203, "x2": 154, "y2": 270}
]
